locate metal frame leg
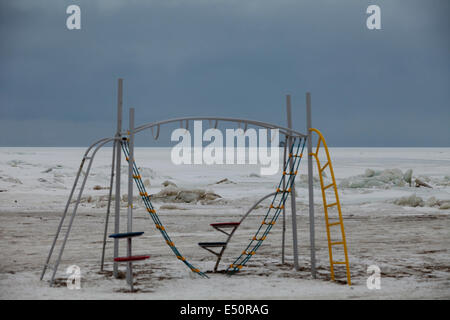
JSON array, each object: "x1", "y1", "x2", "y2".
[
  {"x1": 306, "y1": 92, "x2": 316, "y2": 278},
  {"x1": 126, "y1": 107, "x2": 135, "y2": 291},
  {"x1": 113, "y1": 78, "x2": 123, "y2": 278},
  {"x1": 101, "y1": 141, "x2": 116, "y2": 271},
  {"x1": 286, "y1": 94, "x2": 299, "y2": 270}
]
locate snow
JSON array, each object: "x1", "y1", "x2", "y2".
[{"x1": 0, "y1": 147, "x2": 449, "y2": 299}]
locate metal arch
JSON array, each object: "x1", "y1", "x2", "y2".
[{"x1": 130, "y1": 117, "x2": 307, "y2": 138}]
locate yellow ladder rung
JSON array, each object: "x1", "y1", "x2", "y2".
[
  {"x1": 147, "y1": 208, "x2": 156, "y2": 214},
  {"x1": 289, "y1": 153, "x2": 302, "y2": 158},
  {"x1": 326, "y1": 202, "x2": 338, "y2": 208},
  {"x1": 229, "y1": 264, "x2": 243, "y2": 270},
  {"x1": 270, "y1": 204, "x2": 284, "y2": 209},
  {"x1": 276, "y1": 188, "x2": 291, "y2": 193},
  {"x1": 133, "y1": 175, "x2": 141, "y2": 179},
  {"x1": 323, "y1": 183, "x2": 334, "y2": 190},
  {"x1": 328, "y1": 221, "x2": 341, "y2": 227},
  {"x1": 320, "y1": 162, "x2": 329, "y2": 172},
  {"x1": 331, "y1": 241, "x2": 344, "y2": 245},
  {"x1": 252, "y1": 236, "x2": 266, "y2": 241},
  {"x1": 177, "y1": 256, "x2": 186, "y2": 261},
  {"x1": 166, "y1": 240, "x2": 174, "y2": 246}
]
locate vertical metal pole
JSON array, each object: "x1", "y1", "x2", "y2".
[
  {"x1": 286, "y1": 94, "x2": 299, "y2": 271},
  {"x1": 306, "y1": 92, "x2": 316, "y2": 278},
  {"x1": 101, "y1": 141, "x2": 116, "y2": 271},
  {"x1": 113, "y1": 78, "x2": 123, "y2": 278},
  {"x1": 281, "y1": 136, "x2": 287, "y2": 264},
  {"x1": 127, "y1": 107, "x2": 135, "y2": 291}
]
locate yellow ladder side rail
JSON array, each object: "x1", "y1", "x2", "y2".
[
  {"x1": 310, "y1": 128, "x2": 351, "y2": 285},
  {"x1": 310, "y1": 148, "x2": 336, "y2": 282},
  {"x1": 315, "y1": 135, "x2": 322, "y2": 155}
]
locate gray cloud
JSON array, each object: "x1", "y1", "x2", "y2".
[{"x1": 0, "y1": 0, "x2": 449, "y2": 147}]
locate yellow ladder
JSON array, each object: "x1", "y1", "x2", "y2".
[{"x1": 310, "y1": 128, "x2": 351, "y2": 285}]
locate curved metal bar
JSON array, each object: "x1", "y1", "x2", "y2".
[
  {"x1": 83, "y1": 137, "x2": 116, "y2": 158},
  {"x1": 132, "y1": 117, "x2": 306, "y2": 138},
  {"x1": 238, "y1": 192, "x2": 278, "y2": 225},
  {"x1": 212, "y1": 192, "x2": 277, "y2": 272}
]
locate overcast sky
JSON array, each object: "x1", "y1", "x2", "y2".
[{"x1": 1, "y1": 0, "x2": 449, "y2": 147}]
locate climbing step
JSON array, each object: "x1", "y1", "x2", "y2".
[
  {"x1": 327, "y1": 221, "x2": 341, "y2": 227},
  {"x1": 114, "y1": 255, "x2": 150, "y2": 262},
  {"x1": 109, "y1": 231, "x2": 144, "y2": 239},
  {"x1": 210, "y1": 222, "x2": 240, "y2": 228},
  {"x1": 198, "y1": 242, "x2": 227, "y2": 248}
]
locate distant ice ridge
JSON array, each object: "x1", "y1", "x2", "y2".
[
  {"x1": 339, "y1": 168, "x2": 411, "y2": 189},
  {"x1": 393, "y1": 194, "x2": 450, "y2": 210},
  {"x1": 71, "y1": 180, "x2": 223, "y2": 209},
  {"x1": 338, "y1": 168, "x2": 450, "y2": 190},
  {"x1": 152, "y1": 182, "x2": 222, "y2": 204}
]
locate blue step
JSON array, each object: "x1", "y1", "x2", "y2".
[{"x1": 109, "y1": 232, "x2": 144, "y2": 239}]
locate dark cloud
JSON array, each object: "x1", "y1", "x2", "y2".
[{"x1": 1, "y1": 0, "x2": 449, "y2": 146}]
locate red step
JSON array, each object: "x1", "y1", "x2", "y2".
[
  {"x1": 210, "y1": 222, "x2": 240, "y2": 228},
  {"x1": 114, "y1": 255, "x2": 150, "y2": 262}
]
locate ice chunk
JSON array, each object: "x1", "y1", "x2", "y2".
[
  {"x1": 161, "y1": 180, "x2": 177, "y2": 188},
  {"x1": 393, "y1": 194, "x2": 424, "y2": 207},
  {"x1": 152, "y1": 185, "x2": 221, "y2": 203},
  {"x1": 340, "y1": 168, "x2": 407, "y2": 189},
  {"x1": 393, "y1": 194, "x2": 450, "y2": 210},
  {"x1": 403, "y1": 169, "x2": 413, "y2": 186},
  {"x1": 365, "y1": 169, "x2": 376, "y2": 177}
]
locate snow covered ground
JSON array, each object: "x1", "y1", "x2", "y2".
[{"x1": 0, "y1": 147, "x2": 449, "y2": 299}]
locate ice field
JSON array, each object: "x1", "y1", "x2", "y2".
[{"x1": 0, "y1": 147, "x2": 449, "y2": 299}]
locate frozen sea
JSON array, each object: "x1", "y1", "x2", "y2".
[{"x1": 0, "y1": 147, "x2": 449, "y2": 299}]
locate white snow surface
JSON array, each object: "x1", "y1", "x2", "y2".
[{"x1": 0, "y1": 147, "x2": 449, "y2": 299}]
